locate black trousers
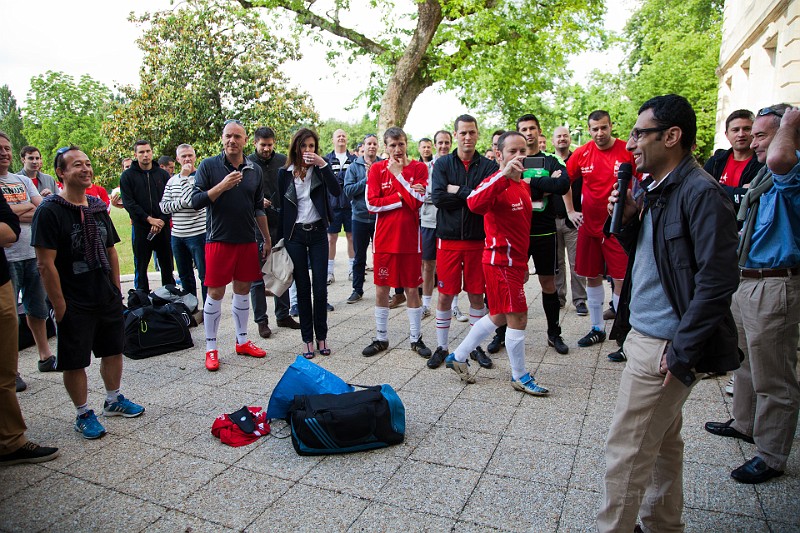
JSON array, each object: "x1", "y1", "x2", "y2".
[{"x1": 132, "y1": 224, "x2": 175, "y2": 292}]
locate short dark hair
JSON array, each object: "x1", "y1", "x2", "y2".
[
  {"x1": 418, "y1": 138, "x2": 432, "y2": 145},
  {"x1": 158, "y1": 155, "x2": 175, "y2": 167},
  {"x1": 497, "y1": 131, "x2": 525, "y2": 153},
  {"x1": 433, "y1": 130, "x2": 452, "y2": 144},
  {"x1": 54, "y1": 145, "x2": 81, "y2": 174},
  {"x1": 454, "y1": 114, "x2": 477, "y2": 132},
  {"x1": 383, "y1": 127, "x2": 407, "y2": 144},
  {"x1": 588, "y1": 110, "x2": 611, "y2": 124},
  {"x1": 254, "y1": 127, "x2": 276, "y2": 141},
  {"x1": 638, "y1": 94, "x2": 697, "y2": 151},
  {"x1": 491, "y1": 129, "x2": 506, "y2": 139},
  {"x1": 20, "y1": 146, "x2": 40, "y2": 159},
  {"x1": 133, "y1": 140, "x2": 151, "y2": 151},
  {"x1": 725, "y1": 109, "x2": 755, "y2": 131},
  {"x1": 515, "y1": 114, "x2": 540, "y2": 131}
]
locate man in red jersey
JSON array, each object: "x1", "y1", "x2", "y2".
[
  {"x1": 444, "y1": 131, "x2": 549, "y2": 396},
  {"x1": 361, "y1": 127, "x2": 432, "y2": 359},
  {"x1": 566, "y1": 110, "x2": 637, "y2": 353}
]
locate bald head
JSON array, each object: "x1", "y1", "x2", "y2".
[
  {"x1": 333, "y1": 129, "x2": 348, "y2": 152},
  {"x1": 552, "y1": 126, "x2": 571, "y2": 157}
]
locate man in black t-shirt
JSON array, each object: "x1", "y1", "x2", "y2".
[{"x1": 32, "y1": 147, "x2": 144, "y2": 441}]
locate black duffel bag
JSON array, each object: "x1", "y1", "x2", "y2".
[
  {"x1": 123, "y1": 302, "x2": 194, "y2": 359},
  {"x1": 288, "y1": 384, "x2": 405, "y2": 455}
]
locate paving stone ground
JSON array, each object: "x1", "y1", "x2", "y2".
[{"x1": 3, "y1": 242, "x2": 799, "y2": 532}]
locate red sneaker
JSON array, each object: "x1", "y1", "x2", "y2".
[
  {"x1": 205, "y1": 350, "x2": 219, "y2": 371},
  {"x1": 236, "y1": 341, "x2": 266, "y2": 358}
]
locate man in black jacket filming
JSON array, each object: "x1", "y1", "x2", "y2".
[{"x1": 597, "y1": 95, "x2": 740, "y2": 532}]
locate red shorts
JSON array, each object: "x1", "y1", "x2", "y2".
[
  {"x1": 575, "y1": 230, "x2": 628, "y2": 280},
  {"x1": 373, "y1": 252, "x2": 423, "y2": 288},
  {"x1": 205, "y1": 242, "x2": 262, "y2": 287},
  {"x1": 483, "y1": 264, "x2": 528, "y2": 315},
  {"x1": 436, "y1": 247, "x2": 485, "y2": 295}
]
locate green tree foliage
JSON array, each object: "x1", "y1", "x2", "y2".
[
  {"x1": 99, "y1": 0, "x2": 318, "y2": 182},
  {"x1": 239, "y1": 0, "x2": 605, "y2": 132},
  {"x1": 0, "y1": 85, "x2": 27, "y2": 172},
  {"x1": 21, "y1": 72, "x2": 114, "y2": 179},
  {"x1": 317, "y1": 115, "x2": 379, "y2": 154},
  {"x1": 560, "y1": 0, "x2": 723, "y2": 159}
]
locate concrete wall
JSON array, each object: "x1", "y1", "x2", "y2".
[{"x1": 713, "y1": 0, "x2": 800, "y2": 149}]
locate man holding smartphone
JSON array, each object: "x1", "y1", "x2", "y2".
[{"x1": 191, "y1": 120, "x2": 270, "y2": 371}]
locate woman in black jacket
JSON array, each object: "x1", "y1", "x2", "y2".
[{"x1": 278, "y1": 128, "x2": 341, "y2": 358}]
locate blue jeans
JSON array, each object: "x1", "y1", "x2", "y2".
[
  {"x1": 351, "y1": 219, "x2": 375, "y2": 295},
  {"x1": 171, "y1": 233, "x2": 206, "y2": 303},
  {"x1": 285, "y1": 224, "x2": 328, "y2": 343}
]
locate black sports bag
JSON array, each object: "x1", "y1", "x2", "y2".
[
  {"x1": 288, "y1": 384, "x2": 405, "y2": 455},
  {"x1": 123, "y1": 303, "x2": 194, "y2": 359}
]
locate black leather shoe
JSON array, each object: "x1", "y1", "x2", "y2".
[
  {"x1": 276, "y1": 316, "x2": 301, "y2": 329},
  {"x1": 470, "y1": 346, "x2": 493, "y2": 369},
  {"x1": 547, "y1": 335, "x2": 569, "y2": 355},
  {"x1": 487, "y1": 334, "x2": 504, "y2": 354},
  {"x1": 731, "y1": 456, "x2": 783, "y2": 484},
  {"x1": 704, "y1": 419, "x2": 754, "y2": 444},
  {"x1": 362, "y1": 339, "x2": 389, "y2": 357},
  {"x1": 427, "y1": 347, "x2": 448, "y2": 369}
]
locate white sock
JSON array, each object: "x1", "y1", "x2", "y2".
[
  {"x1": 454, "y1": 314, "x2": 495, "y2": 362},
  {"x1": 469, "y1": 306, "x2": 487, "y2": 326},
  {"x1": 407, "y1": 306, "x2": 422, "y2": 343},
  {"x1": 586, "y1": 285, "x2": 605, "y2": 331},
  {"x1": 505, "y1": 327, "x2": 527, "y2": 380},
  {"x1": 75, "y1": 403, "x2": 89, "y2": 416},
  {"x1": 451, "y1": 295, "x2": 459, "y2": 310},
  {"x1": 375, "y1": 307, "x2": 389, "y2": 342},
  {"x1": 232, "y1": 293, "x2": 250, "y2": 345},
  {"x1": 204, "y1": 295, "x2": 222, "y2": 351},
  {"x1": 422, "y1": 295, "x2": 432, "y2": 308},
  {"x1": 328, "y1": 259, "x2": 335, "y2": 275},
  {"x1": 612, "y1": 292, "x2": 620, "y2": 312},
  {"x1": 290, "y1": 282, "x2": 297, "y2": 306},
  {"x1": 436, "y1": 309, "x2": 451, "y2": 350},
  {"x1": 348, "y1": 258, "x2": 354, "y2": 271},
  {"x1": 105, "y1": 389, "x2": 120, "y2": 404}
]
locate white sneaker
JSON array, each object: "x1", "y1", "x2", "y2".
[
  {"x1": 421, "y1": 305, "x2": 431, "y2": 318},
  {"x1": 327, "y1": 273, "x2": 335, "y2": 285},
  {"x1": 725, "y1": 376, "x2": 734, "y2": 395},
  {"x1": 452, "y1": 306, "x2": 468, "y2": 322}
]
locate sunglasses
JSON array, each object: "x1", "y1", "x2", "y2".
[
  {"x1": 224, "y1": 119, "x2": 244, "y2": 126},
  {"x1": 757, "y1": 106, "x2": 784, "y2": 119},
  {"x1": 54, "y1": 146, "x2": 79, "y2": 168}
]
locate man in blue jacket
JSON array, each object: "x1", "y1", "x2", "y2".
[{"x1": 325, "y1": 129, "x2": 356, "y2": 286}]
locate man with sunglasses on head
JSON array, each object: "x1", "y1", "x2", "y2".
[
  {"x1": 191, "y1": 120, "x2": 270, "y2": 372},
  {"x1": 705, "y1": 104, "x2": 800, "y2": 484},
  {"x1": 32, "y1": 146, "x2": 145, "y2": 440},
  {"x1": 598, "y1": 95, "x2": 740, "y2": 532}
]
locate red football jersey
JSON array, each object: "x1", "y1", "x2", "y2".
[
  {"x1": 367, "y1": 159, "x2": 427, "y2": 254},
  {"x1": 566, "y1": 139, "x2": 636, "y2": 237},
  {"x1": 467, "y1": 171, "x2": 532, "y2": 268}
]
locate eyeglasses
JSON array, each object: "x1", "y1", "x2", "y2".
[
  {"x1": 757, "y1": 106, "x2": 784, "y2": 119},
  {"x1": 224, "y1": 119, "x2": 244, "y2": 126},
  {"x1": 363, "y1": 133, "x2": 377, "y2": 141},
  {"x1": 629, "y1": 126, "x2": 670, "y2": 141}
]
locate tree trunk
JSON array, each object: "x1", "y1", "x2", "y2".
[{"x1": 376, "y1": 0, "x2": 442, "y2": 134}]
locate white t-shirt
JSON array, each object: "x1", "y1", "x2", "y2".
[
  {"x1": 0, "y1": 173, "x2": 40, "y2": 261},
  {"x1": 289, "y1": 166, "x2": 322, "y2": 224}
]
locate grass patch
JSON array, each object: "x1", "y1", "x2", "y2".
[{"x1": 109, "y1": 207, "x2": 136, "y2": 276}]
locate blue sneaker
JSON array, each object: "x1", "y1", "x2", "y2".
[
  {"x1": 511, "y1": 373, "x2": 550, "y2": 396},
  {"x1": 103, "y1": 394, "x2": 145, "y2": 418},
  {"x1": 445, "y1": 353, "x2": 475, "y2": 384},
  {"x1": 75, "y1": 410, "x2": 106, "y2": 439}
]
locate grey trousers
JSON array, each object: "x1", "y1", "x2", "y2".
[{"x1": 554, "y1": 217, "x2": 586, "y2": 306}]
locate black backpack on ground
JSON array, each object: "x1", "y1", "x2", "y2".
[
  {"x1": 123, "y1": 301, "x2": 194, "y2": 360},
  {"x1": 288, "y1": 384, "x2": 405, "y2": 455}
]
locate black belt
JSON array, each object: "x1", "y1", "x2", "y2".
[
  {"x1": 740, "y1": 266, "x2": 799, "y2": 279},
  {"x1": 294, "y1": 222, "x2": 324, "y2": 231}
]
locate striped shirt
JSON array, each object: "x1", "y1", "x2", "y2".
[{"x1": 159, "y1": 173, "x2": 206, "y2": 238}]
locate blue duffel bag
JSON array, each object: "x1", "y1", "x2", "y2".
[
  {"x1": 288, "y1": 384, "x2": 405, "y2": 455},
  {"x1": 266, "y1": 356, "x2": 354, "y2": 420}
]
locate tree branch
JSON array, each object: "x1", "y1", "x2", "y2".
[{"x1": 238, "y1": 0, "x2": 387, "y2": 56}]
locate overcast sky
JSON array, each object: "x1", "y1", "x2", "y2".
[{"x1": 1, "y1": 0, "x2": 634, "y2": 139}]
